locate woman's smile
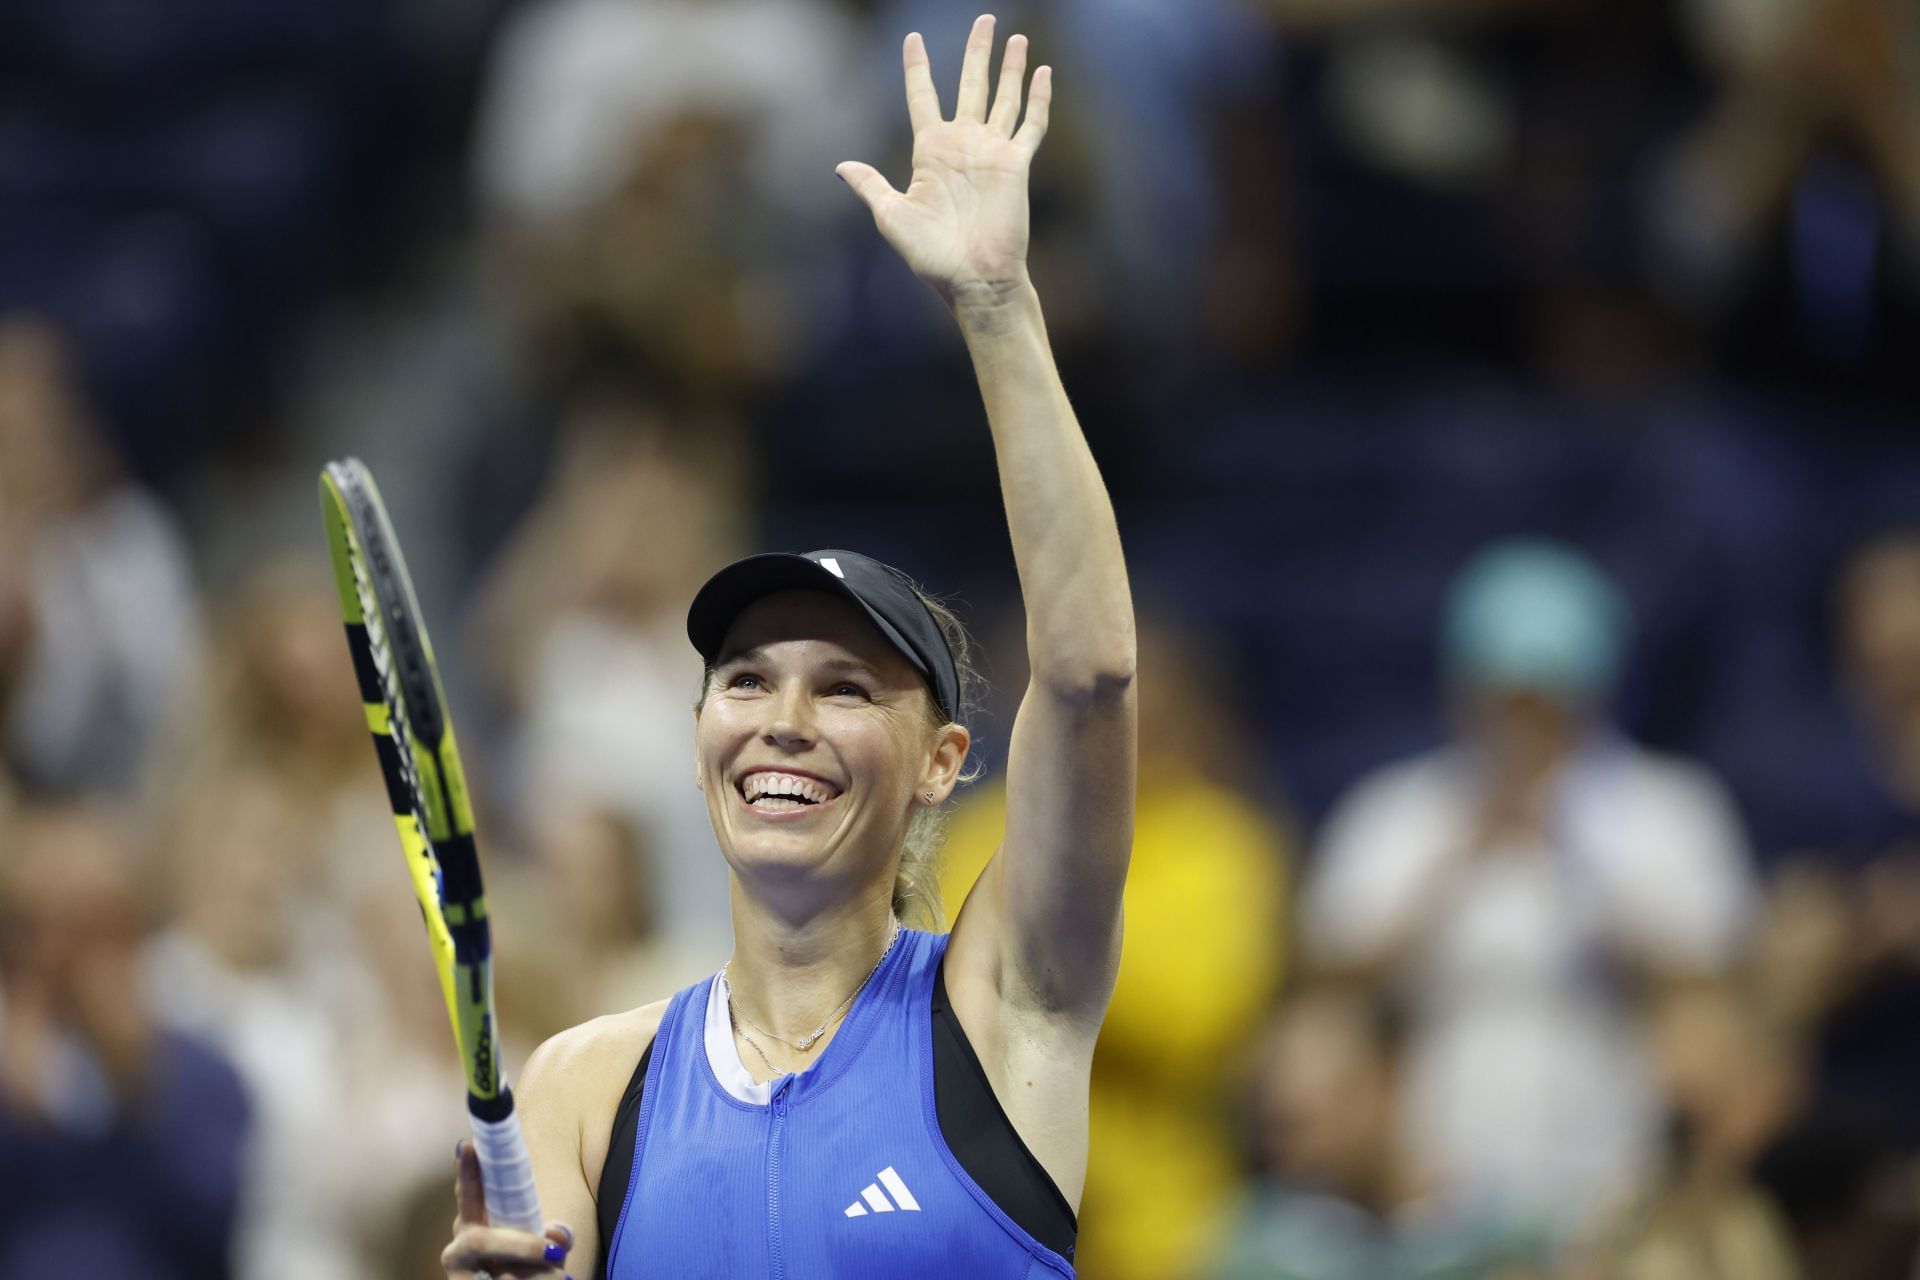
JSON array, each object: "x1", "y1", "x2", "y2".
[{"x1": 734, "y1": 767, "x2": 847, "y2": 820}]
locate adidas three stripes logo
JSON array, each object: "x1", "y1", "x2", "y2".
[{"x1": 844, "y1": 1167, "x2": 920, "y2": 1217}]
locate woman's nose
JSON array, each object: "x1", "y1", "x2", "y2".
[{"x1": 761, "y1": 687, "x2": 818, "y2": 748}]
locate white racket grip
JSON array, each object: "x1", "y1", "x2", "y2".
[{"x1": 469, "y1": 1106, "x2": 545, "y2": 1235}]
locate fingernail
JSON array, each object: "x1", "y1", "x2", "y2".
[{"x1": 454, "y1": 1140, "x2": 464, "y2": 1162}]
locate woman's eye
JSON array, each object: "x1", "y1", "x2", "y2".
[
  {"x1": 729, "y1": 673, "x2": 763, "y2": 691},
  {"x1": 830, "y1": 683, "x2": 870, "y2": 700}
]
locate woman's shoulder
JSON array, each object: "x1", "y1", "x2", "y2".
[
  {"x1": 524, "y1": 997, "x2": 675, "y2": 1100},
  {"x1": 520, "y1": 996, "x2": 678, "y2": 1198}
]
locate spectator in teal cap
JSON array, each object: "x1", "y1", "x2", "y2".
[
  {"x1": 1444, "y1": 540, "x2": 1628, "y2": 699},
  {"x1": 1442, "y1": 540, "x2": 1629, "y2": 816},
  {"x1": 1301, "y1": 538, "x2": 1759, "y2": 1248}
]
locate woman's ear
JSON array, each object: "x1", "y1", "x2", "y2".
[{"x1": 920, "y1": 722, "x2": 971, "y2": 805}]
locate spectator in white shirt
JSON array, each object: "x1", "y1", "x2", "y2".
[
  {"x1": 0, "y1": 317, "x2": 203, "y2": 794},
  {"x1": 1303, "y1": 540, "x2": 1758, "y2": 1240}
]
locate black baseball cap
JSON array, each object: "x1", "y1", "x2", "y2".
[{"x1": 687, "y1": 550, "x2": 961, "y2": 722}]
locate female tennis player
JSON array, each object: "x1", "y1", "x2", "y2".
[{"x1": 443, "y1": 15, "x2": 1134, "y2": 1277}]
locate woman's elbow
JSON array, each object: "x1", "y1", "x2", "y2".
[{"x1": 1031, "y1": 653, "x2": 1137, "y2": 707}]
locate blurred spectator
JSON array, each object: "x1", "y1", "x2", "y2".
[
  {"x1": 0, "y1": 801, "x2": 248, "y2": 1278},
  {"x1": 940, "y1": 615, "x2": 1289, "y2": 1280},
  {"x1": 475, "y1": 0, "x2": 873, "y2": 234},
  {"x1": 1245, "y1": 0, "x2": 1718, "y2": 387},
  {"x1": 146, "y1": 769, "x2": 367, "y2": 1280},
  {"x1": 1303, "y1": 540, "x2": 1758, "y2": 1238},
  {"x1": 1795, "y1": 534, "x2": 1920, "y2": 1147},
  {"x1": 1833, "y1": 533, "x2": 1920, "y2": 837},
  {"x1": 1659, "y1": 0, "x2": 1920, "y2": 380},
  {"x1": 474, "y1": 366, "x2": 748, "y2": 961},
  {"x1": 491, "y1": 106, "x2": 802, "y2": 392},
  {"x1": 152, "y1": 555, "x2": 396, "y2": 942},
  {"x1": 179, "y1": 557, "x2": 372, "y2": 800},
  {"x1": 142, "y1": 557, "x2": 471, "y2": 1277},
  {"x1": 472, "y1": 0, "x2": 876, "y2": 384},
  {"x1": 1747, "y1": 531, "x2": 1920, "y2": 1159},
  {"x1": 329, "y1": 856, "x2": 473, "y2": 1232},
  {"x1": 1577, "y1": 985, "x2": 1802, "y2": 1280},
  {"x1": 492, "y1": 805, "x2": 714, "y2": 1047},
  {"x1": 1209, "y1": 987, "x2": 1546, "y2": 1280},
  {"x1": 0, "y1": 316, "x2": 204, "y2": 794},
  {"x1": 1250, "y1": 0, "x2": 1546, "y2": 366}
]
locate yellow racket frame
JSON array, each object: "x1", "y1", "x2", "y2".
[{"x1": 320, "y1": 460, "x2": 500, "y2": 1105}]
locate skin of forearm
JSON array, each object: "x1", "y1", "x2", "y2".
[{"x1": 952, "y1": 282, "x2": 1134, "y2": 694}]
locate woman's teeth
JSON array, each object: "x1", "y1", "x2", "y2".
[
  {"x1": 742, "y1": 772, "x2": 835, "y2": 806},
  {"x1": 753, "y1": 796, "x2": 812, "y2": 812}
]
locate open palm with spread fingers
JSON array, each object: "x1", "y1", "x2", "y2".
[{"x1": 838, "y1": 15, "x2": 1051, "y2": 308}]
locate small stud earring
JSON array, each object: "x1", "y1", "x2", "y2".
[{"x1": 923, "y1": 791, "x2": 935, "y2": 804}]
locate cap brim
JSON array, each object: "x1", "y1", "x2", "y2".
[{"x1": 686, "y1": 553, "x2": 930, "y2": 686}]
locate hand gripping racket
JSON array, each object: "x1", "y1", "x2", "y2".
[{"x1": 319, "y1": 457, "x2": 544, "y2": 1234}]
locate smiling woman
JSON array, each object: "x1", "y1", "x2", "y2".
[
  {"x1": 695, "y1": 577, "x2": 971, "y2": 922},
  {"x1": 440, "y1": 16, "x2": 1134, "y2": 1280},
  {"x1": 691, "y1": 554, "x2": 987, "y2": 930}
]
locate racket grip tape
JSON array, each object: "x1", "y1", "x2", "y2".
[{"x1": 468, "y1": 1095, "x2": 545, "y2": 1235}]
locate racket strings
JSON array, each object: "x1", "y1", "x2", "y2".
[{"x1": 344, "y1": 525, "x2": 443, "y2": 865}]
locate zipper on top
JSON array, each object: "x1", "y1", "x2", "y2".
[{"x1": 768, "y1": 1078, "x2": 790, "y2": 1280}]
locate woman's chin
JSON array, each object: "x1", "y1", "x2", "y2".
[
  {"x1": 722, "y1": 813, "x2": 840, "y2": 875},
  {"x1": 720, "y1": 809, "x2": 895, "y2": 895}
]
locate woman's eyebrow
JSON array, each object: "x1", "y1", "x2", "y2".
[{"x1": 713, "y1": 645, "x2": 767, "y2": 668}]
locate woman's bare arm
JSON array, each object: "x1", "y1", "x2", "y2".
[{"x1": 839, "y1": 16, "x2": 1135, "y2": 1023}]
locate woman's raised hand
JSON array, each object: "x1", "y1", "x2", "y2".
[
  {"x1": 442, "y1": 1140, "x2": 575, "y2": 1280},
  {"x1": 837, "y1": 15, "x2": 1051, "y2": 310}
]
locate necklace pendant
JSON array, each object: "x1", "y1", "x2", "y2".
[{"x1": 793, "y1": 1031, "x2": 822, "y2": 1051}]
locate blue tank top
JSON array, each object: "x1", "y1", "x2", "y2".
[{"x1": 602, "y1": 928, "x2": 1076, "y2": 1279}]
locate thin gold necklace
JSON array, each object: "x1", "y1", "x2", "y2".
[{"x1": 722, "y1": 918, "x2": 901, "y2": 1054}]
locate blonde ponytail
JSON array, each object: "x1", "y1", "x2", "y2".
[{"x1": 891, "y1": 587, "x2": 986, "y2": 932}]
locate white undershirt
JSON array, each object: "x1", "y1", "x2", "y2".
[{"x1": 706, "y1": 973, "x2": 829, "y2": 1105}]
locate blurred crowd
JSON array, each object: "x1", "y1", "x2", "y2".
[{"x1": 1, "y1": 0, "x2": 1919, "y2": 1277}]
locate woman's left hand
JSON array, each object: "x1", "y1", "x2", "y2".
[{"x1": 838, "y1": 15, "x2": 1051, "y2": 311}]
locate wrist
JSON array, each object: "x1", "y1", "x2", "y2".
[
  {"x1": 950, "y1": 274, "x2": 1041, "y2": 337},
  {"x1": 944, "y1": 270, "x2": 1036, "y2": 318}
]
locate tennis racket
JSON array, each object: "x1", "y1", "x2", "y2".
[{"x1": 319, "y1": 457, "x2": 544, "y2": 1235}]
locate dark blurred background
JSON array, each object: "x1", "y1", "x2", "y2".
[{"x1": 1, "y1": 0, "x2": 1918, "y2": 1277}]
